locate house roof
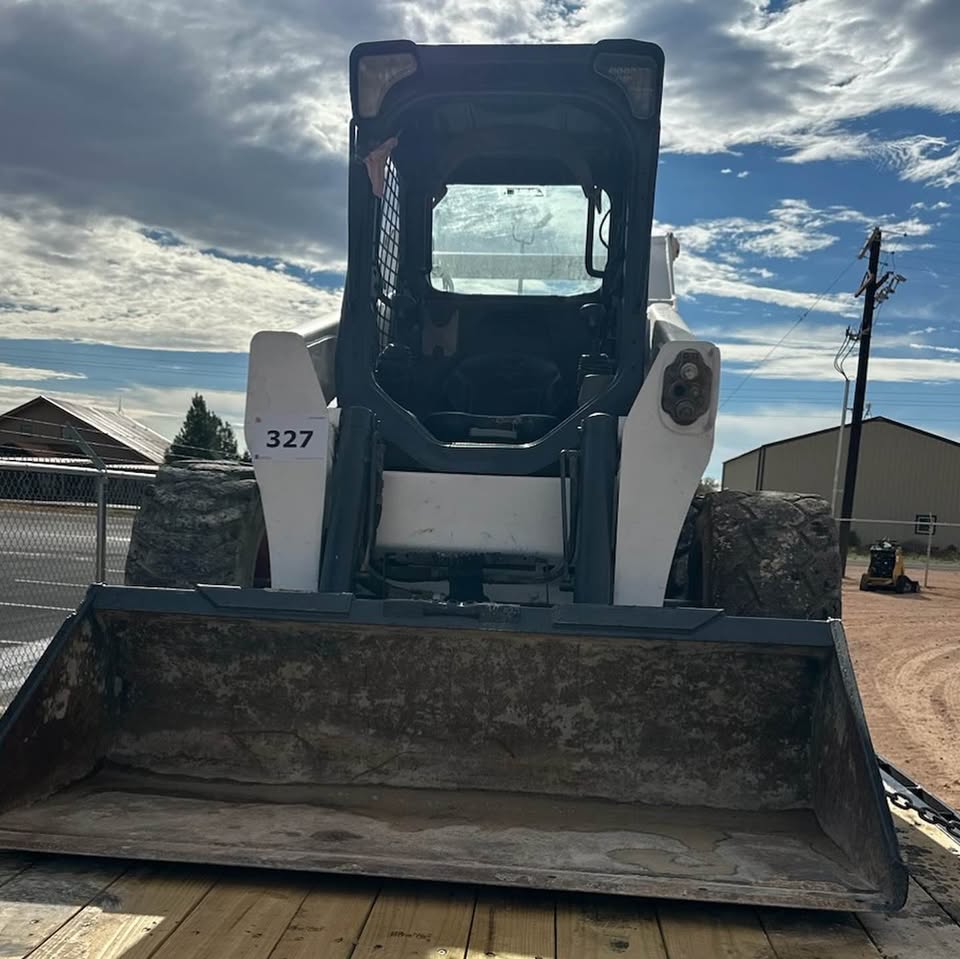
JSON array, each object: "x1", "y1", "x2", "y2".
[
  {"x1": 0, "y1": 395, "x2": 171, "y2": 464},
  {"x1": 723, "y1": 415, "x2": 960, "y2": 466}
]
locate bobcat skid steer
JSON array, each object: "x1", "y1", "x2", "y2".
[{"x1": 0, "y1": 39, "x2": 906, "y2": 913}]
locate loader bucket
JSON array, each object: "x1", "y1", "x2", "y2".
[{"x1": 0, "y1": 585, "x2": 906, "y2": 912}]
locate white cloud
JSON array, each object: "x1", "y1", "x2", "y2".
[
  {"x1": 880, "y1": 137, "x2": 960, "y2": 190},
  {"x1": 775, "y1": 131, "x2": 873, "y2": 165},
  {"x1": 664, "y1": 198, "x2": 933, "y2": 266},
  {"x1": 778, "y1": 132, "x2": 960, "y2": 189},
  {"x1": 568, "y1": 0, "x2": 960, "y2": 191},
  {"x1": 0, "y1": 200, "x2": 342, "y2": 352},
  {"x1": 909, "y1": 342, "x2": 960, "y2": 355},
  {"x1": 0, "y1": 0, "x2": 955, "y2": 370},
  {"x1": 736, "y1": 171, "x2": 750, "y2": 178},
  {"x1": 708, "y1": 322, "x2": 960, "y2": 384},
  {"x1": 675, "y1": 251, "x2": 855, "y2": 315},
  {"x1": 0, "y1": 363, "x2": 86, "y2": 382},
  {"x1": 710, "y1": 407, "x2": 842, "y2": 476},
  {"x1": 652, "y1": 196, "x2": 943, "y2": 319}
]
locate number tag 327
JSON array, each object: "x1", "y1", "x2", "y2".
[{"x1": 249, "y1": 417, "x2": 327, "y2": 461}]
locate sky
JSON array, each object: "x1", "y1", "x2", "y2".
[{"x1": 1, "y1": 0, "x2": 959, "y2": 477}]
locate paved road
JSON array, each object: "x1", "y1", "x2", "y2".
[{"x1": 0, "y1": 504, "x2": 134, "y2": 707}]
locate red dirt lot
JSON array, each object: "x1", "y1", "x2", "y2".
[{"x1": 843, "y1": 564, "x2": 960, "y2": 810}]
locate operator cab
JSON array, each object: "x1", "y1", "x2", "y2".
[
  {"x1": 337, "y1": 40, "x2": 665, "y2": 475},
  {"x1": 370, "y1": 127, "x2": 619, "y2": 446}
]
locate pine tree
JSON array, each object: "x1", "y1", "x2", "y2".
[
  {"x1": 697, "y1": 476, "x2": 720, "y2": 496},
  {"x1": 165, "y1": 394, "x2": 241, "y2": 463}
]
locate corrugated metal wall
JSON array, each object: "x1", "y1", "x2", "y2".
[
  {"x1": 724, "y1": 420, "x2": 960, "y2": 550},
  {"x1": 722, "y1": 450, "x2": 760, "y2": 492},
  {"x1": 760, "y1": 427, "x2": 841, "y2": 504}
]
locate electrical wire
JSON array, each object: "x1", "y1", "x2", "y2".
[{"x1": 718, "y1": 256, "x2": 860, "y2": 409}]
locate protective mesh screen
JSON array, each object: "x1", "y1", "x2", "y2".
[{"x1": 373, "y1": 158, "x2": 401, "y2": 349}]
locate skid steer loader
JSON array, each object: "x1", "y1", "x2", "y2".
[{"x1": 0, "y1": 39, "x2": 906, "y2": 912}]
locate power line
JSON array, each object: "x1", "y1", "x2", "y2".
[{"x1": 719, "y1": 256, "x2": 860, "y2": 409}]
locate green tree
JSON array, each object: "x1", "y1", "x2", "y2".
[
  {"x1": 165, "y1": 393, "x2": 241, "y2": 463},
  {"x1": 697, "y1": 476, "x2": 720, "y2": 497}
]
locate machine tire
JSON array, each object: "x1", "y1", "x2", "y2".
[
  {"x1": 895, "y1": 575, "x2": 911, "y2": 594},
  {"x1": 694, "y1": 489, "x2": 842, "y2": 620},
  {"x1": 125, "y1": 460, "x2": 269, "y2": 588}
]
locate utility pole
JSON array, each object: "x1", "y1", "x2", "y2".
[
  {"x1": 830, "y1": 329, "x2": 856, "y2": 517},
  {"x1": 838, "y1": 227, "x2": 881, "y2": 574}
]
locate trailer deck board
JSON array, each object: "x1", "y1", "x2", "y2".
[
  {"x1": 0, "y1": 857, "x2": 31, "y2": 890},
  {"x1": 26, "y1": 867, "x2": 213, "y2": 959},
  {"x1": 555, "y1": 896, "x2": 667, "y2": 959},
  {"x1": 757, "y1": 909, "x2": 880, "y2": 959},
  {"x1": 467, "y1": 891, "x2": 556, "y2": 959},
  {"x1": 0, "y1": 809, "x2": 957, "y2": 959},
  {"x1": 657, "y1": 901, "x2": 778, "y2": 959},
  {"x1": 147, "y1": 878, "x2": 307, "y2": 959},
  {"x1": 260, "y1": 882, "x2": 378, "y2": 959},
  {"x1": 895, "y1": 807, "x2": 960, "y2": 924},
  {"x1": 0, "y1": 859, "x2": 123, "y2": 959},
  {"x1": 350, "y1": 885, "x2": 475, "y2": 958}
]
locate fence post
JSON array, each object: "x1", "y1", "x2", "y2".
[
  {"x1": 924, "y1": 512, "x2": 934, "y2": 589},
  {"x1": 95, "y1": 471, "x2": 108, "y2": 583},
  {"x1": 64, "y1": 424, "x2": 109, "y2": 585}
]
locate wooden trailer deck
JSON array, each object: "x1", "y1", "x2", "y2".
[{"x1": 0, "y1": 805, "x2": 958, "y2": 959}]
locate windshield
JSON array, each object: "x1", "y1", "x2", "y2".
[{"x1": 430, "y1": 184, "x2": 608, "y2": 296}]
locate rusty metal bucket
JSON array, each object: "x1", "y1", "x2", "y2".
[{"x1": 0, "y1": 585, "x2": 906, "y2": 911}]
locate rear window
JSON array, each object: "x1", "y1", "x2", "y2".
[{"x1": 430, "y1": 184, "x2": 608, "y2": 296}]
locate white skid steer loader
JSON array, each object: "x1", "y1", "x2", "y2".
[{"x1": 0, "y1": 39, "x2": 907, "y2": 913}]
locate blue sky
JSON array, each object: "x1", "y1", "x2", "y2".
[{"x1": 1, "y1": 0, "x2": 959, "y2": 477}]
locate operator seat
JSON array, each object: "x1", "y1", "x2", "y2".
[{"x1": 423, "y1": 353, "x2": 565, "y2": 443}]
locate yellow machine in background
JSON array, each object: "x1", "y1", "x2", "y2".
[{"x1": 860, "y1": 540, "x2": 920, "y2": 593}]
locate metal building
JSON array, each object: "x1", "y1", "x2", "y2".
[
  {"x1": 722, "y1": 416, "x2": 960, "y2": 551},
  {"x1": 0, "y1": 395, "x2": 169, "y2": 465}
]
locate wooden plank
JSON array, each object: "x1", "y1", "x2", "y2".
[
  {"x1": 27, "y1": 865, "x2": 213, "y2": 959},
  {"x1": 266, "y1": 882, "x2": 378, "y2": 959},
  {"x1": 0, "y1": 858, "x2": 32, "y2": 891},
  {"x1": 0, "y1": 859, "x2": 123, "y2": 959},
  {"x1": 351, "y1": 884, "x2": 474, "y2": 959},
  {"x1": 758, "y1": 909, "x2": 880, "y2": 958},
  {"x1": 657, "y1": 902, "x2": 777, "y2": 959},
  {"x1": 466, "y1": 891, "x2": 555, "y2": 959},
  {"x1": 857, "y1": 877, "x2": 960, "y2": 959},
  {"x1": 893, "y1": 805, "x2": 960, "y2": 924},
  {"x1": 147, "y1": 877, "x2": 307, "y2": 959},
  {"x1": 556, "y1": 894, "x2": 666, "y2": 958}
]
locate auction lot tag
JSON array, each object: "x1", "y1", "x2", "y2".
[{"x1": 248, "y1": 416, "x2": 328, "y2": 461}]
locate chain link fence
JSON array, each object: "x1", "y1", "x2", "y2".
[
  {"x1": 0, "y1": 459, "x2": 156, "y2": 713},
  {"x1": 842, "y1": 514, "x2": 960, "y2": 589}
]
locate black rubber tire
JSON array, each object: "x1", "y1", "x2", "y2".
[
  {"x1": 695, "y1": 489, "x2": 842, "y2": 620},
  {"x1": 125, "y1": 460, "x2": 268, "y2": 588}
]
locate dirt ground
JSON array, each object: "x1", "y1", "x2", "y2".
[{"x1": 843, "y1": 563, "x2": 960, "y2": 810}]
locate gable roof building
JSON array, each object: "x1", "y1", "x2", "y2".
[
  {"x1": 0, "y1": 395, "x2": 170, "y2": 465},
  {"x1": 722, "y1": 416, "x2": 960, "y2": 550}
]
